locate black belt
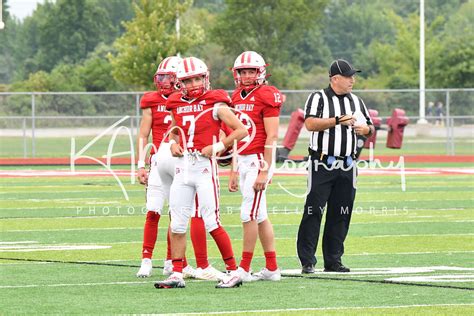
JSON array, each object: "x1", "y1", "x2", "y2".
[{"x1": 308, "y1": 148, "x2": 354, "y2": 162}]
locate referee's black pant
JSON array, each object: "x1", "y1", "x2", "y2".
[{"x1": 297, "y1": 154, "x2": 356, "y2": 268}]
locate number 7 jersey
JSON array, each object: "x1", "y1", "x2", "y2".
[
  {"x1": 166, "y1": 89, "x2": 232, "y2": 151},
  {"x1": 231, "y1": 85, "x2": 283, "y2": 155}
]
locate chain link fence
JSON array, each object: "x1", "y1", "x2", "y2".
[{"x1": 0, "y1": 89, "x2": 473, "y2": 158}]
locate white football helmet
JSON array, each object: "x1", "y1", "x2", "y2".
[
  {"x1": 232, "y1": 51, "x2": 267, "y2": 90},
  {"x1": 177, "y1": 57, "x2": 210, "y2": 99},
  {"x1": 154, "y1": 56, "x2": 182, "y2": 96}
]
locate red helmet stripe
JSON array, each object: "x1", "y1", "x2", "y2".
[
  {"x1": 240, "y1": 53, "x2": 245, "y2": 64},
  {"x1": 246, "y1": 52, "x2": 251, "y2": 63},
  {"x1": 190, "y1": 57, "x2": 196, "y2": 71},
  {"x1": 162, "y1": 57, "x2": 170, "y2": 69},
  {"x1": 183, "y1": 58, "x2": 189, "y2": 73}
]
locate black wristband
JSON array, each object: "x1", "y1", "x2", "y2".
[{"x1": 335, "y1": 116, "x2": 340, "y2": 125}]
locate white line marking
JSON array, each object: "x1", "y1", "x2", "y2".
[
  {"x1": 387, "y1": 275, "x2": 474, "y2": 282},
  {"x1": 5, "y1": 227, "x2": 135, "y2": 232},
  {"x1": 0, "y1": 281, "x2": 152, "y2": 289},
  {"x1": 346, "y1": 251, "x2": 474, "y2": 256},
  {"x1": 362, "y1": 233, "x2": 474, "y2": 238},
  {"x1": 281, "y1": 266, "x2": 474, "y2": 276},
  {"x1": 149, "y1": 304, "x2": 474, "y2": 315},
  {"x1": 0, "y1": 245, "x2": 111, "y2": 252}
]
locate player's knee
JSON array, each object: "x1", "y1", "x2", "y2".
[
  {"x1": 257, "y1": 214, "x2": 268, "y2": 224},
  {"x1": 170, "y1": 219, "x2": 187, "y2": 234},
  {"x1": 202, "y1": 217, "x2": 219, "y2": 232},
  {"x1": 240, "y1": 212, "x2": 253, "y2": 223},
  {"x1": 145, "y1": 199, "x2": 164, "y2": 214}
]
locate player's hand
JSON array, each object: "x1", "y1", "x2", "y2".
[
  {"x1": 338, "y1": 114, "x2": 356, "y2": 126},
  {"x1": 170, "y1": 143, "x2": 184, "y2": 157},
  {"x1": 253, "y1": 171, "x2": 268, "y2": 192},
  {"x1": 228, "y1": 171, "x2": 239, "y2": 192},
  {"x1": 354, "y1": 124, "x2": 370, "y2": 136},
  {"x1": 200, "y1": 145, "x2": 213, "y2": 158},
  {"x1": 137, "y1": 168, "x2": 148, "y2": 185}
]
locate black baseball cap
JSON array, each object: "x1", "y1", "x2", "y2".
[{"x1": 329, "y1": 59, "x2": 361, "y2": 77}]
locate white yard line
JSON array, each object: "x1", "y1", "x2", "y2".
[
  {"x1": 0, "y1": 280, "x2": 153, "y2": 289},
  {"x1": 0, "y1": 245, "x2": 111, "y2": 252},
  {"x1": 159, "y1": 304, "x2": 474, "y2": 315}
]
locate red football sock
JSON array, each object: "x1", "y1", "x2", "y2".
[
  {"x1": 183, "y1": 257, "x2": 188, "y2": 267},
  {"x1": 172, "y1": 258, "x2": 184, "y2": 273},
  {"x1": 239, "y1": 251, "x2": 253, "y2": 272},
  {"x1": 210, "y1": 226, "x2": 237, "y2": 270},
  {"x1": 141, "y1": 212, "x2": 160, "y2": 259},
  {"x1": 191, "y1": 217, "x2": 209, "y2": 268},
  {"x1": 166, "y1": 227, "x2": 172, "y2": 260},
  {"x1": 264, "y1": 251, "x2": 278, "y2": 271}
]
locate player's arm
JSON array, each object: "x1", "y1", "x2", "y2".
[
  {"x1": 168, "y1": 112, "x2": 184, "y2": 157},
  {"x1": 253, "y1": 116, "x2": 279, "y2": 191},
  {"x1": 304, "y1": 96, "x2": 355, "y2": 131},
  {"x1": 218, "y1": 128, "x2": 239, "y2": 192},
  {"x1": 137, "y1": 108, "x2": 152, "y2": 185},
  {"x1": 201, "y1": 103, "x2": 248, "y2": 158}
]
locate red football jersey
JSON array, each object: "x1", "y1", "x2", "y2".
[
  {"x1": 231, "y1": 85, "x2": 283, "y2": 155},
  {"x1": 166, "y1": 89, "x2": 232, "y2": 151},
  {"x1": 140, "y1": 92, "x2": 172, "y2": 154}
]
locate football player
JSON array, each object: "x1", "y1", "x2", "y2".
[
  {"x1": 227, "y1": 51, "x2": 283, "y2": 281},
  {"x1": 136, "y1": 56, "x2": 208, "y2": 279},
  {"x1": 154, "y1": 57, "x2": 248, "y2": 289}
]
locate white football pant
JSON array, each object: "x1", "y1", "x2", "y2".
[
  {"x1": 237, "y1": 153, "x2": 273, "y2": 223},
  {"x1": 169, "y1": 154, "x2": 221, "y2": 234},
  {"x1": 146, "y1": 142, "x2": 176, "y2": 214}
]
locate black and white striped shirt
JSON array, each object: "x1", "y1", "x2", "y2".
[{"x1": 304, "y1": 86, "x2": 373, "y2": 157}]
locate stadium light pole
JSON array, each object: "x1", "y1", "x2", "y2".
[
  {"x1": 176, "y1": 11, "x2": 180, "y2": 58},
  {"x1": 418, "y1": 0, "x2": 428, "y2": 124}
]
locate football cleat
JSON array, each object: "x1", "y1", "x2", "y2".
[
  {"x1": 194, "y1": 265, "x2": 226, "y2": 281},
  {"x1": 136, "y1": 258, "x2": 153, "y2": 278},
  {"x1": 154, "y1": 272, "x2": 185, "y2": 289},
  {"x1": 235, "y1": 267, "x2": 254, "y2": 282},
  {"x1": 163, "y1": 259, "x2": 173, "y2": 276},
  {"x1": 182, "y1": 265, "x2": 197, "y2": 279},
  {"x1": 215, "y1": 270, "x2": 243, "y2": 288},
  {"x1": 252, "y1": 268, "x2": 281, "y2": 281}
]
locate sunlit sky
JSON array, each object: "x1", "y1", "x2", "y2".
[{"x1": 7, "y1": 0, "x2": 54, "y2": 20}]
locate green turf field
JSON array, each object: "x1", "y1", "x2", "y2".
[{"x1": 0, "y1": 167, "x2": 473, "y2": 314}]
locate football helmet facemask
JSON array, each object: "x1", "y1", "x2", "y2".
[
  {"x1": 232, "y1": 51, "x2": 267, "y2": 91},
  {"x1": 154, "y1": 56, "x2": 182, "y2": 96},
  {"x1": 177, "y1": 57, "x2": 210, "y2": 99}
]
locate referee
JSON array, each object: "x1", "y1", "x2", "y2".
[{"x1": 297, "y1": 59, "x2": 374, "y2": 273}]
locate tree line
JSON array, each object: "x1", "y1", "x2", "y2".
[{"x1": 0, "y1": 0, "x2": 472, "y2": 115}]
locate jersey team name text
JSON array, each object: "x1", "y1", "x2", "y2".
[
  {"x1": 156, "y1": 105, "x2": 167, "y2": 112},
  {"x1": 235, "y1": 104, "x2": 254, "y2": 111},
  {"x1": 177, "y1": 104, "x2": 204, "y2": 114}
]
